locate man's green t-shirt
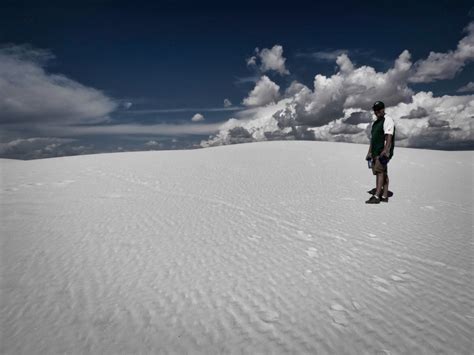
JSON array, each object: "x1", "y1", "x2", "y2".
[{"x1": 371, "y1": 116, "x2": 395, "y2": 158}]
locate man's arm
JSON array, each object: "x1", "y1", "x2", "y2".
[
  {"x1": 382, "y1": 116, "x2": 394, "y2": 157},
  {"x1": 366, "y1": 143, "x2": 372, "y2": 159},
  {"x1": 382, "y1": 134, "x2": 392, "y2": 157}
]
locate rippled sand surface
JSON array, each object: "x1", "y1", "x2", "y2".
[{"x1": 1, "y1": 141, "x2": 472, "y2": 354}]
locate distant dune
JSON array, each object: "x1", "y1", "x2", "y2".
[{"x1": 1, "y1": 141, "x2": 472, "y2": 354}]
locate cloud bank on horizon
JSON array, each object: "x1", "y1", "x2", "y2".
[
  {"x1": 202, "y1": 23, "x2": 474, "y2": 151},
  {"x1": 0, "y1": 45, "x2": 223, "y2": 158}
]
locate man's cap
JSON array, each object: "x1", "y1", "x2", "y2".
[{"x1": 372, "y1": 101, "x2": 385, "y2": 111}]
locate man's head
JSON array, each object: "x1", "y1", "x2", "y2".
[{"x1": 372, "y1": 101, "x2": 385, "y2": 118}]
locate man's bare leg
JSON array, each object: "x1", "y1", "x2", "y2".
[
  {"x1": 382, "y1": 174, "x2": 389, "y2": 198},
  {"x1": 375, "y1": 172, "x2": 384, "y2": 197}
]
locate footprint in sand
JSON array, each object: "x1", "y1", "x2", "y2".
[
  {"x1": 331, "y1": 304, "x2": 345, "y2": 311},
  {"x1": 247, "y1": 234, "x2": 263, "y2": 242},
  {"x1": 258, "y1": 309, "x2": 280, "y2": 323},
  {"x1": 3, "y1": 187, "x2": 19, "y2": 192},
  {"x1": 339, "y1": 255, "x2": 351, "y2": 263},
  {"x1": 372, "y1": 276, "x2": 391, "y2": 293},
  {"x1": 390, "y1": 275, "x2": 405, "y2": 282},
  {"x1": 305, "y1": 247, "x2": 318, "y2": 258},
  {"x1": 351, "y1": 299, "x2": 362, "y2": 311},
  {"x1": 54, "y1": 180, "x2": 76, "y2": 187},
  {"x1": 296, "y1": 230, "x2": 313, "y2": 241},
  {"x1": 329, "y1": 304, "x2": 350, "y2": 326},
  {"x1": 390, "y1": 269, "x2": 410, "y2": 283},
  {"x1": 107, "y1": 193, "x2": 123, "y2": 199},
  {"x1": 332, "y1": 235, "x2": 348, "y2": 242}
]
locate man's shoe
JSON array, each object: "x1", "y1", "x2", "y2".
[
  {"x1": 367, "y1": 188, "x2": 393, "y2": 197},
  {"x1": 380, "y1": 196, "x2": 389, "y2": 202},
  {"x1": 365, "y1": 195, "x2": 380, "y2": 204}
]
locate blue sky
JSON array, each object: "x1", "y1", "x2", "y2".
[{"x1": 1, "y1": 0, "x2": 473, "y2": 159}]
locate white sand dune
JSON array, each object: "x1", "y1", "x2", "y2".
[{"x1": 1, "y1": 141, "x2": 473, "y2": 354}]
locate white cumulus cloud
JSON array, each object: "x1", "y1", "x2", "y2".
[
  {"x1": 273, "y1": 51, "x2": 413, "y2": 129},
  {"x1": 203, "y1": 26, "x2": 474, "y2": 151},
  {"x1": 457, "y1": 81, "x2": 474, "y2": 93},
  {"x1": 247, "y1": 45, "x2": 289, "y2": 75},
  {"x1": 384, "y1": 91, "x2": 474, "y2": 149},
  {"x1": 0, "y1": 44, "x2": 117, "y2": 124},
  {"x1": 122, "y1": 101, "x2": 133, "y2": 109},
  {"x1": 409, "y1": 22, "x2": 474, "y2": 83},
  {"x1": 284, "y1": 81, "x2": 308, "y2": 97},
  {"x1": 144, "y1": 140, "x2": 162, "y2": 148},
  {"x1": 191, "y1": 113, "x2": 205, "y2": 122},
  {"x1": 297, "y1": 49, "x2": 348, "y2": 61},
  {"x1": 242, "y1": 75, "x2": 280, "y2": 107},
  {"x1": 246, "y1": 56, "x2": 257, "y2": 67}
]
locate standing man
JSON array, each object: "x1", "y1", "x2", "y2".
[{"x1": 365, "y1": 101, "x2": 396, "y2": 204}]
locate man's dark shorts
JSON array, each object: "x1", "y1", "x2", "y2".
[{"x1": 372, "y1": 156, "x2": 388, "y2": 175}]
